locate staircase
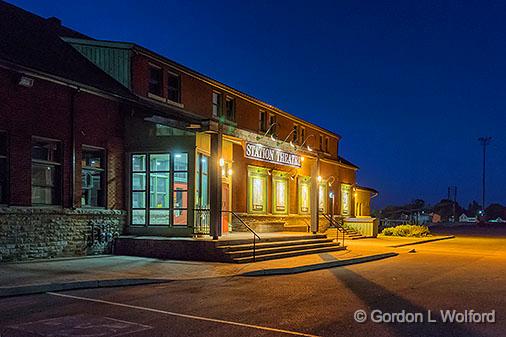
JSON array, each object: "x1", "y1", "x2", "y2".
[
  {"x1": 216, "y1": 234, "x2": 344, "y2": 263},
  {"x1": 325, "y1": 227, "x2": 366, "y2": 240}
]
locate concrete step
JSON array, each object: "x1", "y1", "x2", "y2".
[
  {"x1": 283, "y1": 225, "x2": 310, "y2": 232},
  {"x1": 224, "y1": 241, "x2": 340, "y2": 258},
  {"x1": 217, "y1": 234, "x2": 327, "y2": 246},
  {"x1": 217, "y1": 238, "x2": 334, "y2": 252},
  {"x1": 233, "y1": 245, "x2": 345, "y2": 263}
]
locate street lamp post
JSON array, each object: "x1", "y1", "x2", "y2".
[{"x1": 478, "y1": 136, "x2": 492, "y2": 215}]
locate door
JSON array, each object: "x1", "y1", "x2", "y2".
[{"x1": 222, "y1": 182, "x2": 230, "y2": 232}]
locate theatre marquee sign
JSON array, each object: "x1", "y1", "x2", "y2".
[{"x1": 245, "y1": 142, "x2": 302, "y2": 168}]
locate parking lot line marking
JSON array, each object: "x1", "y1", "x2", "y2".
[{"x1": 47, "y1": 292, "x2": 320, "y2": 337}]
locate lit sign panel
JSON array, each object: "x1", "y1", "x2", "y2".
[{"x1": 245, "y1": 142, "x2": 301, "y2": 168}]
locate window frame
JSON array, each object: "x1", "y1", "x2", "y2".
[
  {"x1": 300, "y1": 127, "x2": 306, "y2": 145},
  {"x1": 81, "y1": 145, "x2": 106, "y2": 208},
  {"x1": 148, "y1": 64, "x2": 163, "y2": 97},
  {"x1": 325, "y1": 137, "x2": 329, "y2": 153},
  {"x1": 167, "y1": 71, "x2": 181, "y2": 103},
  {"x1": 292, "y1": 124, "x2": 298, "y2": 143},
  {"x1": 225, "y1": 95, "x2": 236, "y2": 121},
  {"x1": 259, "y1": 110, "x2": 267, "y2": 132},
  {"x1": 31, "y1": 136, "x2": 63, "y2": 206},
  {"x1": 319, "y1": 134, "x2": 323, "y2": 151},
  {"x1": 269, "y1": 113, "x2": 277, "y2": 136},
  {"x1": 212, "y1": 91, "x2": 222, "y2": 117}
]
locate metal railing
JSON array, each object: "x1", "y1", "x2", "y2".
[
  {"x1": 192, "y1": 208, "x2": 261, "y2": 261},
  {"x1": 322, "y1": 213, "x2": 346, "y2": 247},
  {"x1": 223, "y1": 210, "x2": 261, "y2": 262}
]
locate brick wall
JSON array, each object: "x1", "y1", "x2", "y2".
[{"x1": 0, "y1": 207, "x2": 126, "y2": 262}]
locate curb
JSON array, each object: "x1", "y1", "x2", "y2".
[
  {"x1": 0, "y1": 278, "x2": 171, "y2": 298},
  {"x1": 389, "y1": 235, "x2": 455, "y2": 248},
  {"x1": 240, "y1": 252, "x2": 399, "y2": 276}
]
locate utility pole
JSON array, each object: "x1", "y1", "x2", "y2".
[{"x1": 478, "y1": 136, "x2": 492, "y2": 215}]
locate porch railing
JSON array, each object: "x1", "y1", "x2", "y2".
[
  {"x1": 191, "y1": 208, "x2": 261, "y2": 262},
  {"x1": 322, "y1": 213, "x2": 346, "y2": 247}
]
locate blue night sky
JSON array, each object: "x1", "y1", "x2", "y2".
[{"x1": 10, "y1": 0, "x2": 506, "y2": 209}]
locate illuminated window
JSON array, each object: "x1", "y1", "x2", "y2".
[
  {"x1": 32, "y1": 138, "x2": 62, "y2": 205},
  {"x1": 167, "y1": 72, "x2": 181, "y2": 103},
  {"x1": 148, "y1": 66, "x2": 163, "y2": 96},
  {"x1": 0, "y1": 131, "x2": 7, "y2": 204},
  {"x1": 298, "y1": 176, "x2": 311, "y2": 214},
  {"x1": 212, "y1": 92, "x2": 222, "y2": 117},
  {"x1": 341, "y1": 184, "x2": 351, "y2": 216},
  {"x1": 272, "y1": 173, "x2": 288, "y2": 214},
  {"x1": 130, "y1": 153, "x2": 188, "y2": 226},
  {"x1": 319, "y1": 182, "x2": 327, "y2": 213},
  {"x1": 81, "y1": 147, "x2": 105, "y2": 207},
  {"x1": 248, "y1": 166, "x2": 267, "y2": 213}
]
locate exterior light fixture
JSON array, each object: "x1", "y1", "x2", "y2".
[
  {"x1": 222, "y1": 169, "x2": 226, "y2": 176},
  {"x1": 317, "y1": 175, "x2": 322, "y2": 182},
  {"x1": 300, "y1": 134, "x2": 315, "y2": 152},
  {"x1": 300, "y1": 156, "x2": 305, "y2": 162},
  {"x1": 227, "y1": 168, "x2": 233, "y2": 176},
  {"x1": 289, "y1": 141, "x2": 295, "y2": 148},
  {"x1": 270, "y1": 134, "x2": 276, "y2": 142},
  {"x1": 219, "y1": 158, "x2": 225, "y2": 167},
  {"x1": 328, "y1": 176, "x2": 335, "y2": 187},
  {"x1": 256, "y1": 122, "x2": 278, "y2": 141},
  {"x1": 18, "y1": 76, "x2": 34, "y2": 88}
]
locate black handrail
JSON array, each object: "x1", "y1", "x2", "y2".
[
  {"x1": 192, "y1": 208, "x2": 261, "y2": 262},
  {"x1": 323, "y1": 213, "x2": 345, "y2": 247},
  {"x1": 223, "y1": 210, "x2": 261, "y2": 262}
]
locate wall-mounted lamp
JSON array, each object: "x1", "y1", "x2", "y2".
[
  {"x1": 300, "y1": 134, "x2": 315, "y2": 152},
  {"x1": 317, "y1": 175, "x2": 322, "y2": 183},
  {"x1": 328, "y1": 176, "x2": 336, "y2": 187},
  {"x1": 18, "y1": 76, "x2": 34, "y2": 88},
  {"x1": 256, "y1": 122, "x2": 278, "y2": 141},
  {"x1": 219, "y1": 158, "x2": 225, "y2": 167}
]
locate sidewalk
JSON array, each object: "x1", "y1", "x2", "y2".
[{"x1": 0, "y1": 235, "x2": 452, "y2": 297}]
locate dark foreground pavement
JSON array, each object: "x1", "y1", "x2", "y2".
[{"x1": 0, "y1": 232, "x2": 504, "y2": 337}]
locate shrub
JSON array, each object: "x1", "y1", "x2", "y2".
[{"x1": 380, "y1": 225, "x2": 430, "y2": 237}]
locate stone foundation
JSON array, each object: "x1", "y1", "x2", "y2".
[{"x1": 0, "y1": 207, "x2": 126, "y2": 262}]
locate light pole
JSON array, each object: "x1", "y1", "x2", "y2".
[{"x1": 478, "y1": 136, "x2": 492, "y2": 215}]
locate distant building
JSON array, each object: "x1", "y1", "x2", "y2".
[
  {"x1": 459, "y1": 213, "x2": 478, "y2": 223},
  {"x1": 489, "y1": 217, "x2": 506, "y2": 223}
]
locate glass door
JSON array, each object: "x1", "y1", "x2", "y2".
[{"x1": 195, "y1": 154, "x2": 210, "y2": 232}]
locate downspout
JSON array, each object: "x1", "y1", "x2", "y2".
[{"x1": 70, "y1": 87, "x2": 80, "y2": 209}]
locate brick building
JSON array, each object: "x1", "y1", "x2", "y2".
[{"x1": 0, "y1": 1, "x2": 377, "y2": 262}]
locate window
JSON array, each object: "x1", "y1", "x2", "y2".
[
  {"x1": 325, "y1": 137, "x2": 329, "y2": 153},
  {"x1": 319, "y1": 182, "x2": 327, "y2": 213},
  {"x1": 272, "y1": 172, "x2": 288, "y2": 214},
  {"x1": 225, "y1": 96, "x2": 235, "y2": 121},
  {"x1": 319, "y1": 134, "x2": 323, "y2": 150},
  {"x1": 173, "y1": 153, "x2": 189, "y2": 225},
  {"x1": 300, "y1": 127, "x2": 305, "y2": 145},
  {"x1": 0, "y1": 132, "x2": 7, "y2": 204},
  {"x1": 298, "y1": 176, "x2": 311, "y2": 214},
  {"x1": 81, "y1": 147, "x2": 105, "y2": 207},
  {"x1": 269, "y1": 113, "x2": 277, "y2": 136},
  {"x1": 32, "y1": 138, "x2": 62, "y2": 205},
  {"x1": 248, "y1": 166, "x2": 267, "y2": 214},
  {"x1": 130, "y1": 152, "x2": 189, "y2": 226},
  {"x1": 292, "y1": 125, "x2": 298, "y2": 143},
  {"x1": 148, "y1": 66, "x2": 163, "y2": 96},
  {"x1": 212, "y1": 92, "x2": 222, "y2": 117},
  {"x1": 167, "y1": 72, "x2": 181, "y2": 102},
  {"x1": 259, "y1": 110, "x2": 267, "y2": 132},
  {"x1": 341, "y1": 184, "x2": 351, "y2": 215}
]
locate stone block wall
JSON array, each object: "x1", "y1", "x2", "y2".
[{"x1": 0, "y1": 207, "x2": 126, "y2": 262}]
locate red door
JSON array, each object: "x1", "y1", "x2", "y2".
[{"x1": 222, "y1": 183, "x2": 230, "y2": 232}]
